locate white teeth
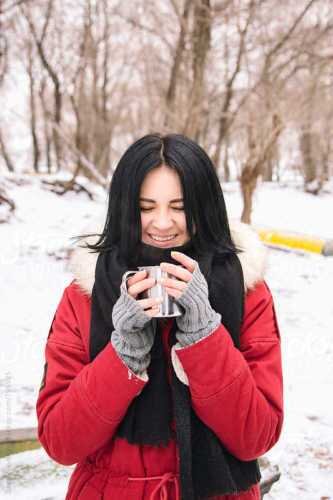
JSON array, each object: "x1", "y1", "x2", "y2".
[{"x1": 150, "y1": 234, "x2": 177, "y2": 241}]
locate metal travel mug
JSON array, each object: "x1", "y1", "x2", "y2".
[{"x1": 123, "y1": 266, "x2": 183, "y2": 318}]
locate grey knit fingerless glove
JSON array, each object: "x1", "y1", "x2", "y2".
[
  {"x1": 110, "y1": 277, "x2": 156, "y2": 375},
  {"x1": 175, "y1": 262, "x2": 221, "y2": 347}
]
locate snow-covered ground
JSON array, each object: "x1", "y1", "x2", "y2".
[{"x1": 0, "y1": 173, "x2": 332, "y2": 499}]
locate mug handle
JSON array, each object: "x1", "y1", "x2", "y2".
[{"x1": 121, "y1": 270, "x2": 138, "y2": 291}]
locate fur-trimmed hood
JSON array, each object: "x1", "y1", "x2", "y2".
[{"x1": 68, "y1": 215, "x2": 268, "y2": 297}]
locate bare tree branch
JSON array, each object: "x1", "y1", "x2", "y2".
[
  {"x1": 213, "y1": 0, "x2": 256, "y2": 166},
  {"x1": 21, "y1": 0, "x2": 63, "y2": 169},
  {"x1": 263, "y1": 0, "x2": 318, "y2": 72},
  {"x1": 0, "y1": 0, "x2": 32, "y2": 15},
  {"x1": 48, "y1": 119, "x2": 107, "y2": 188}
]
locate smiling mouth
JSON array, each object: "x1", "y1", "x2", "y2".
[{"x1": 148, "y1": 234, "x2": 178, "y2": 242}]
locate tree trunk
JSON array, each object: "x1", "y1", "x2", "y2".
[
  {"x1": 300, "y1": 129, "x2": 316, "y2": 187},
  {"x1": 322, "y1": 155, "x2": 330, "y2": 183},
  {"x1": 0, "y1": 130, "x2": 15, "y2": 172},
  {"x1": 263, "y1": 156, "x2": 273, "y2": 181},
  {"x1": 39, "y1": 78, "x2": 52, "y2": 173},
  {"x1": 164, "y1": 0, "x2": 192, "y2": 130},
  {"x1": 299, "y1": 61, "x2": 321, "y2": 194},
  {"x1": 53, "y1": 80, "x2": 62, "y2": 171},
  {"x1": 223, "y1": 146, "x2": 230, "y2": 182},
  {"x1": 183, "y1": 0, "x2": 211, "y2": 139},
  {"x1": 27, "y1": 43, "x2": 40, "y2": 172},
  {"x1": 240, "y1": 165, "x2": 257, "y2": 224},
  {"x1": 223, "y1": 138, "x2": 230, "y2": 182}
]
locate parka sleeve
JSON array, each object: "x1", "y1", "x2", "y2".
[
  {"x1": 36, "y1": 283, "x2": 148, "y2": 466},
  {"x1": 172, "y1": 280, "x2": 283, "y2": 461}
]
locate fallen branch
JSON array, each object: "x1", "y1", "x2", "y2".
[
  {"x1": 0, "y1": 426, "x2": 37, "y2": 444},
  {"x1": 41, "y1": 178, "x2": 95, "y2": 200},
  {"x1": 260, "y1": 471, "x2": 281, "y2": 496},
  {"x1": 0, "y1": 185, "x2": 15, "y2": 222}
]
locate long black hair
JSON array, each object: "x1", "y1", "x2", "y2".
[{"x1": 71, "y1": 133, "x2": 242, "y2": 260}]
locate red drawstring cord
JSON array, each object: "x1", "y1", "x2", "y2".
[{"x1": 128, "y1": 472, "x2": 180, "y2": 500}]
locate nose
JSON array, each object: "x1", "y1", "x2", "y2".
[{"x1": 152, "y1": 209, "x2": 175, "y2": 231}]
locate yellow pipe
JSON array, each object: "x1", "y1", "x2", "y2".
[{"x1": 257, "y1": 229, "x2": 325, "y2": 254}]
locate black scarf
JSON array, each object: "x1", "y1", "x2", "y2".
[{"x1": 89, "y1": 238, "x2": 261, "y2": 499}]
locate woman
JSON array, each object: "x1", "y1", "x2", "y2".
[{"x1": 36, "y1": 133, "x2": 283, "y2": 500}]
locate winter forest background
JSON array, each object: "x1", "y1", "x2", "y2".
[
  {"x1": 0, "y1": 0, "x2": 333, "y2": 499},
  {"x1": 1, "y1": 0, "x2": 333, "y2": 214}
]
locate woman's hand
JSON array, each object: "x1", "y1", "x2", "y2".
[
  {"x1": 159, "y1": 251, "x2": 221, "y2": 347},
  {"x1": 110, "y1": 270, "x2": 160, "y2": 375},
  {"x1": 126, "y1": 270, "x2": 162, "y2": 318},
  {"x1": 159, "y1": 251, "x2": 196, "y2": 299}
]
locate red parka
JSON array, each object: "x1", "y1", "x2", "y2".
[{"x1": 36, "y1": 220, "x2": 283, "y2": 500}]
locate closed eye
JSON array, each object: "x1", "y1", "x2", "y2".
[{"x1": 140, "y1": 207, "x2": 184, "y2": 212}]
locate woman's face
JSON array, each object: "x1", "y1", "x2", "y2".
[{"x1": 139, "y1": 165, "x2": 191, "y2": 248}]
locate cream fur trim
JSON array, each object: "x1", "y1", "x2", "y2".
[
  {"x1": 68, "y1": 215, "x2": 268, "y2": 297},
  {"x1": 171, "y1": 345, "x2": 189, "y2": 386},
  {"x1": 229, "y1": 218, "x2": 269, "y2": 292}
]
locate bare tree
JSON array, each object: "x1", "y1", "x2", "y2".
[
  {"x1": 213, "y1": 0, "x2": 256, "y2": 167},
  {"x1": 21, "y1": 0, "x2": 63, "y2": 170},
  {"x1": 240, "y1": 113, "x2": 283, "y2": 223}
]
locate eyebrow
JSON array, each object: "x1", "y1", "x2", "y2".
[{"x1": 139, "y1": 198, "x2": 183, "y2": 203}]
